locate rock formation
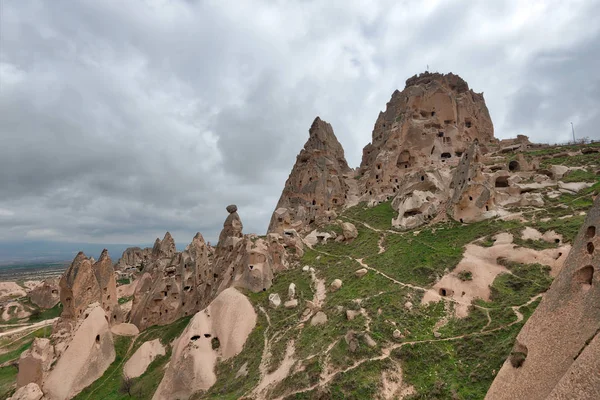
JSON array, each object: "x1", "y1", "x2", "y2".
[
  {"x1": 16, "y1": 338, "x2": 54, "y2": 389},
  {"x1": 44, "y1": 305, "x2": 116, "y2": 400},
  {"x1": 486, "y1": 195, "x2": 600, "y2": 400},
  {"x1": 59, "y1": 250, "x2": 120, "y2": 322},
  {"x1": 358, "y1": 72, "x2": 494, "y2": 201},
  {"x1": 28, "y1": 278, "x2": 60, "y2": 309},
  {"x1": 8, "y1": 383, "x2": 44, "y2": 400},
  {"x1": 153, "y1": 288, "x2": 257, "y2": 399},
  {"x1": 129, "y1": 232, "x2": 216, "y2": 331},
  {"x1": 268, "y1": 117, "x2": 351, "y2": 234},
  {"x1": 448, "y1": 142, "x2": 496, "y2": 223},
  {"x1": 123, "y1": 339, "x2": 165, "y2": 379}
]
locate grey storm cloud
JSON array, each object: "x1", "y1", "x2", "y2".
[{"x1": 1, "y1": 0, "x2": 600, "y2": 256}]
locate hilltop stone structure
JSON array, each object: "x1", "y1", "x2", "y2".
[
  {"x1": 486, "y1": 195, "x2": 600, "y2": 400},
  {"x1": 358, "y1": 72, "x2": 494, "y2": 202},
  {"x1": 268, "y1": 117, "x2": 351, "y2": 234}
]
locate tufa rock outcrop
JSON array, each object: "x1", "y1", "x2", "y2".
[
  {"x1": 486, "y1": 195, "x2": 600, "y2": 400},
  {"x1": 448, "y1": 142, "x2": 496, "y2": 223},
  {"x1": 358, "y1": 72, "x2": 494, "y2": 202},
  {"x1": 268, "y1": 117, "x2": 351, "y2": 234},
  {"x1": 44, "y1": 305, "x2": 116, "y2": 400},
  {"x1": 16, "y1": 338, "x2": 54, "y2": 389},
  {"x1": 153, "y1": 288, "x2": 257, "y2": 399},
  {"x1": 59, "y1": 250, "x2": 120, "y2": 322},
  {"x1": 130, "y1": 232, "x2": 216, "y2": 331},
  {"x1": 28, "y1": 278, "x2": 60, "y2": 309}
]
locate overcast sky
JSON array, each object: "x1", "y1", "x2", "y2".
[{"x1": 1, "y1": 0, "x2": 599, "y2": 254}]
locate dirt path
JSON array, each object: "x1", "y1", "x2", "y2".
[
  {"x1": 276, "y1": 291, "x2": 541, "y2": 400},
  {"x1": 0, "y1": 317, "x2": 57, "y2": 340}
]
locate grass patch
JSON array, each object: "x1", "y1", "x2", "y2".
[
  {"x1": 342, "y1": 201, "x2": 397, "y2": 231},
  {"x1": 0, "y1": 366, "x2": 17, "y2": 399}
]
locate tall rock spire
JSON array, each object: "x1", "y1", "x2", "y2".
[{"x1": 268, "y1": 117, "x2": 351, "y2": 234}]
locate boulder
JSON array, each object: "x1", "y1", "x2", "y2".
[
  {"x1": 341, "y1": 222, "x2": 358, "y2": 240},
  {"x1": 310, "y1": 311, "x2": 328, "y2": 326},
  {"x1": 8, "y1": 383, "x2": 43, "y2": 400},
  {"x1": 288, "y1": 283, "x2": 296, "y2": 299},
  {"x1": 268, "y1": 293, "x2": 281, "y2": 308},
  {"x1": 355, "y1": 268, "x2": 368, "y2": 278},
  {"x1": 364, "y1": 333, "x2": 377, "y2": 347},
  {"x1": 330, "y1": 279, "x2": 343, "y2": 292},
  {"x1": 284, "y1": 299, "x2": 298, "y2": 309}
]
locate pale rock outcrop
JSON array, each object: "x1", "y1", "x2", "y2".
[
  {"x1": 449, "y1": 143, "x2": 496, "y2": 223},
  {"x1": 28, "y1": 278, "x2": 60, "y2": 309},
  {"x1": 16, "y1": 338, "x2": 54, "y2": 388},
  {"x1": 268, "y1": 117, "x2": 351, "y2": 234},
  {"x1": 330, "y1": 279, "x2": 342, "y2": 292},
  {"x1": 341, "y1": 222, "x2": 358, "y2": 241},
  {"x1": 44, "y1": 305, "x2": 116, "y2": 400},
  {"x1": 288, "y1": 283, "x2": 296, "y2": 299},
  {"x1": 59, "y1": 250, "x2": 120, "y2": 322},
  {"x1": 311, "y1": 311, "x2": 328, "y2": 326},
  {"x1": 359, "y1": 72, "x2": 494, "y2": 201},
  {"x1": 153, "y1": 288, "x2": 256, "y2": 400},
  {"x1": 355, "y1": 268, "x2": 368, "y2": 278},
  {"x1": 123, "y1": 339, "x2": 165, "y2": 379},
  {"x1": 269, "y1": 293, "x2": 281, "y2": 308},
  {"x1": 8, "y1": 383, "x2": 43, "y2": 400},
  {"x1": 116, "y1": 245, "x2": 154, "y2": 270},
  {"x1": 110, "y1": 323, "x2": 139, "y2": 336},
  {"x1": 130, "y1": 232, "x2": 215, "y2": 331},
  {"x1": 0, "y1": 282, "x2": 27, "y2": 301},
  {"x1": 391, "y1": 168, "x2": 452, "y2": 229},
  {"x1": 486, "y1": 195, "x2": 600, "y2": 400}
]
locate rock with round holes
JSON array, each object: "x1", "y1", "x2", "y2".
[
  {"x1": 44, "y1": 305, "x2": 115, "y2": 400},
  {"x1": 486, "y1": 195, "x2": 600, "y2": 400}
]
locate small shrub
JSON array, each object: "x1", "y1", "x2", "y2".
[
  {"x1": 509, "y1": 351, "x2": 527, "y2": 368},
  {"x1": 457, "y1": 270, "x2": 473, "y2": 281}
]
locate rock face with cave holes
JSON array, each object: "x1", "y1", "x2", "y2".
[
  {"x1": 486, "y1": 196, "x2": 600, "y2": 400},
  {"x1": 358, "y1": 72, "x2": 494, "y2": 202},
  {"x1": 58, "y1": 249, "x2": 120, "y2": 322},
  {"x1": 129, "y1": 206, "x2": 292, "y2": 331},
  {"x1": 391, "y1": 167, "x2": 453, "y2": 229},
  {"x1": 129, "y1": 232, "x2": 218, "y2": 331},
  {"x1": 268, "y1": 117, "x2": 351, "y2": 234},
  {"x1": 44, "y1": 304, "x2": 116, "y2": 400},
  {"x1": 28, "y1": 278, "x2": 60, "y2": 309},
  {"x1": 153, "y1": 287, "x2": 257, "y2": 399},
  {"x1": 449, "y1": 142, "x2": 496, "y2": 223}
]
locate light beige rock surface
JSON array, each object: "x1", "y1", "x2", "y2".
[
  {"x1": 123, "y1": 338, "x2": 165, "y2": 379},
  {"x1": 152, "y1": 288, "x2": 256, "y2": 399},
  {"x1": 359, "y1": 72, "x2": 494, "y2": 202},
  {"x1": 16, "y1": 338, "x2": 54, "y2": 388},
  {"x1": 44, "y1": 305, "x2": 116, "y2": 400},
  {"x1": 8, "y1": 383, "x2": 43, "y2": 400},
  {"x1": 485, "y1": 195, "x2": 600, "y2": 400},
  {"x1": 110, "y1": 323, "x2": 139, "y2": 336},
  {"x1": 59, "y1": 250, "x2": 120, "y2": 322},
  {"x1": 267, "y1": 117, "x2": 351, "y2": 234}
]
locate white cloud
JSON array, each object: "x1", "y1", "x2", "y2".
[{"x1": 0, "y1": 0, "x2": 599, "y2": 255}]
